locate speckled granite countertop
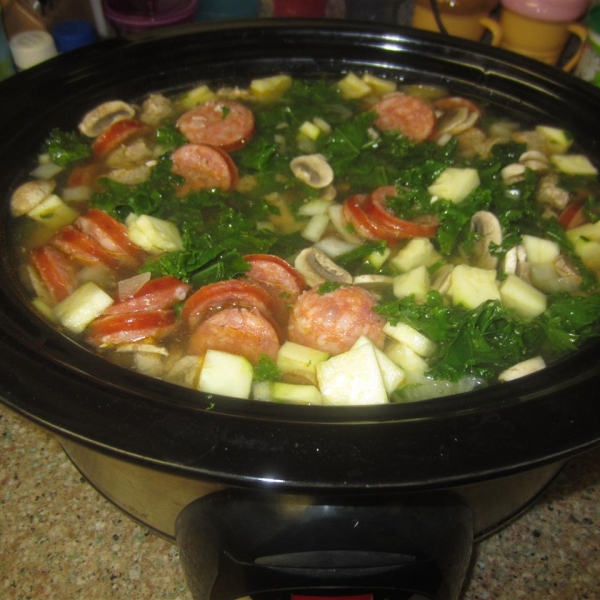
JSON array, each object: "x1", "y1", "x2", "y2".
[{"x1": 2, "y1": 402, "x2": 599, "y2": 600}]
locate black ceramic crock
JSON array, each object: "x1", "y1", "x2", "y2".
[{"x1": 1, "y1": 20, "x2": 599, "y2": 600}]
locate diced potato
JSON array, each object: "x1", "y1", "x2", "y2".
[
  {"x1": 197, "y1": 349, "x2": 253, "y2": 399},
  {"x1": 27, "y1": 194, "x2": 79, "y2": 229},
  {"x1": 316, "y1": 343, "x2": 388, "y2": 406},
  {"x1": 271, "y1": 382, "x2": 323, "y2": 405},
  {"x1": 428, "y1": 167, "x2": 480, "y2": 204},
  {"x1": 337, "y1": 72, "x2": 372, "y2": 99},
  {"x1": 31, "y1": 297, "x2": 58, "y2": 322},
  {"x1": 250, "y1": 74, "x2": 292, "y2": 101},
  {"x1": 384, "y1": 341, "x2": 429, "y2": 384},
  {"x1": 498, "y1": 356, "x2": 546, "y2": 382},
  {"x1": 450, "y1": 264, "x2": 500, "y2": 309},
  {"x1": 521, "y1": 235, "x2": 560, "y2": 265},
  {"x1": 566, "y1": 220, "x2": 600, "y2": 243},
  {"x1": 301, "y1": 213, "x2": 330, "y2": 242},
  {"x1": 361, "y1": 73, "x2": 397, "y2": 96},
  {"x1": 352, "y1": 336, "x2": 406, "y2": 394},
  {"x1": 392, "y1": 265, "x2": 431, "y2": 302},
  {"x1": 535, "y1": 125, "x2": 573, "y2": 154},
  {"x1": 299, "y1": 120, "x2": 321, "y2": 141},
  {"x1": 551, "y1": 154, "x2": 598, "y2": 176},
  {"x1": 383, "y1": 321, "x2": 436, "y2": 357},
  {"x1": 277, "y1": 341, "x2": 331, "y2": 376},
  {"x1": 179, "y1": 84, "x2": 215, "y2": 109},
  {"x1": 53, "y1": 281, "x2": 114, "y2": 333},
  {"x1": 126, "y1": 214, "x2": 184, "y2": 254},
  {"x1": 500, "y1": 274, "x2": 547, "y2": 319},
  {"x1": 390, "y1": 237, "x2": 442, "y2": 272}
]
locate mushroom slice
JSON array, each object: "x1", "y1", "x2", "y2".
[
  {"x1": 10, "y1": 179, "x2": 56, "y2": 216},
  {"x1": 294, "y1": 247, "x2": 352, "y2": 287},
  {"x1": 290, "y1": 154, "x2": 334, "y2": 189},
  {"x1": 519, "y1": 150, "x2": 549, "y2": 172},
  {"x1": 501, "y1": 163, "x2": 526, "y2": 185},
  {"x1": 470, "y1": 211, "x2": 502, "y2": 270},
  {"x1": 431, "y1": 264, "x2": 454, "y2": 296},
  {"x1": 502, "y1": 244, "x2": 529, "y2": 282},
  {"x1": 436, "y1": 106, "x2": 479, "y2": 137},
  {"x1": 106, "y1": 165, "x2": 151, "y2": 185},
  {"x1": 79, "y1": 100, "x2": 136, "y2": 138},
  {"x1": 536, "y1": 172, "x2": 570, "y2": 210}
]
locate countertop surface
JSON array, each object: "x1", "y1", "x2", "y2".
[{"x1": 1, "y1": 401, "x2": 599, "y2": 600}]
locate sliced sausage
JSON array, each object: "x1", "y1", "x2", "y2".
[
  {"x1": 189, "y1": 306, "x2": 280, "y2": 364},
  {"x1": 171, "y1": 143, "x2": 238, "y2": 193},
  {"x1": 30, "y1": 245, "x2": 76, "y2": 303},
  {"x1": 91, "y1": 118, "x2": 146, "y2": 158},
  {"x1": 372, "y1": 93, "x2": 436, "y2": 142},
  {"x1": 75, "y1": 208, "x2": 143, "y2": 269},
  {"x1": 105, "y1": 276, "x2": 192, "y2": 315},
  {"x1": 243, "y1": 254, "x2": 307, "y2": 326},
  {"x1": 182, "y1": 279, "x2": 278, "y2": 329},
  {"x1": 177, "y1": 100, "x2": 255, "y2": 151},
  {"x1": 288, "y1": 285, "x2": 386, "y2": 355},
  {"x1": 86, "y1": 310, "x2": 178, "y2": 346},
  {"x1": 51, "y1": 226, "x2": 119, "y2": 268}
]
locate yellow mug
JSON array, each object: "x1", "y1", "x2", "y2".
[
  {"x1": 498, "y1": 0, "x2": 589, "y2": 71},
  {"x1": 412, "y1": 0, "x2": 503, "y2": 45}
]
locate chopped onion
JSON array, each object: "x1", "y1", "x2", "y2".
[
  {"x1": 62, "y1": 185, "x2": 92, "y2": 202},
  {"x1": 118, "y1": 272, "x2": 151, "y2": 301},
  {"x1": 30, "y1": 162, "x2": 64, "y2": 179}
]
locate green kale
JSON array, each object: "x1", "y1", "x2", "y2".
[
  {"x1": 253, "y1": 354, "x2": 282, "y2": 382},
  {"x1": 44, "y1": 128, "x2": 91, "y2": 167}
]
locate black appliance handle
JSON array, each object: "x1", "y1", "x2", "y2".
[{"x1": 175, "y1": 489, "x2": 473, "y2": 600}]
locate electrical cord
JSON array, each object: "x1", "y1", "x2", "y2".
[{"x1": 429, "y1": 0, "x2": 448, "y2": 35}]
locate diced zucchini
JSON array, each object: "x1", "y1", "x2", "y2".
[
  {"x1": 337, "y1": 72, "x2": 372, "y2": 99},
  {"x1": 384, "y1": 341, "x2": 429, "y2": 384},
  {"x1": 570, "y1": 237, "x2": 600, "y2": 278},
  {"x1": 126, "y1": 214, "x2": 184, "y2": 254},
  {"x1": 316, "y1": 343, "x2": 388, "y2": 406},
  {"x1": 535, "y1": 125, "x2": 573, "y2": 154},
  {"x1": 383, "y1": 321, "x2": 436, "y2": 357},
  {"x1": 53, "y1": 281, "x2": 114, "y2": 333},
  {"x1": 276, "y1": 341, "x2": 330, "y2": 376},
  {"x1": 298, "y1": 198, "x2": 331, "y2": 217},
  {"x1": 521, "y1": 234, "x2": 560, "y2": 264},
  {"x1": 566, "y1": 220, "x2": 600, "y2": 243},
  {"x1": 252, "y1": 381, "x2": 273, "y2": 402},
  {"x1": 551, "y1": 154, "x2": 598, "y2": 176},
  {"x1": 197, "y1": 349, "x2": 253, "y2": 399},
  {"x1": 301, "y1": 213, "x2": 330, "y2": 242},
  {"x1": 428, "y1": 167, "x2": 480, "y2": 204},
  {"x1": 499, "y1": 274, "x2": 547, "y2": 319},
  {"x1": 449, "y1": 264, "x2": 500, "y2": 309},
  {"x1": 271, "y1": 382, "x2": 323, "y2": 405},
  {"x1": 367, "y1": 246, "x2": 391, "y2": 270},
  {"x1": 390, "y1": 237, "x2": 442, "y2": 272},
  {"x1": 27, "y1": 194, "x2": 79, "y2": 229},
  {"x1": 361, "y1": 73, "x2": 397, "y2": 96},
  {"x1": 250, "y1": 74, "x2": 292, "y2": 101},
  {"x1": 31, "y1": 297, "x2": 58, "y2": 322},
  {"x1": 498, "y1": 356, "x2": 546, "y2": 382},
  {"x1": 392, "y1": 265, "x2": 431, "y2": 302}
]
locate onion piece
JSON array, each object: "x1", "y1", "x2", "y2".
[{"x1": 118, "y1": 272, "x2": 151, "y2": 301}]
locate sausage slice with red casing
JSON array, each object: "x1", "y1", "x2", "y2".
[
  {"x1": 189, "y1": 306, "x2": 281, "y2": 364},
  {"x1": 288, "y1": 285, "x2": 386, "y2": 356},
  {"x1": 30, "y1": 245, "x2": 77, "y2": 304},
  {"x1": 372, "y1": 93, "x2": 436, "y2": 142},
  {"x1": 171, "y1": 143, "x2": 239, "y2": 193},
  {"x1": 177, "y1": 100, "x2": 255, "y2": 152}
]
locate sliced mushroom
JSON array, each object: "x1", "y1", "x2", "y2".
[
  {"x1": 519, "y1": 150, "x2": 549, "y2": 172},
  {"x1": 106, "y1": 164, "x2": 151, "y2": 185},
  {"x1": 436, "y1": 106, "x2": 479, "y2": 137},
  {"x1": 79, "y1": 100, "x2": 136, "y2": 138},
  {"x1": 502, "y1": 244, "x2": 530, "y2": 282},
  {"x1": 470, "y1": 211, "x2": 503, "y2": 270},
  {"x1": 431, "y1": 264, "x2": 454, "y2": 295},
  {"x1": 352, "y1": 274, "x2": 393, "y2": 294},
  {"x1": 294, "y1": 247, "x2": 352, "y2": 287},
  {"x1": 290, "y1": 154, "x2": 334, "y2": 189},
  {"x1": 501, "y1": 163, "x2": 526, "y2": 185},
  {"x1": 536, "y1": 172, "x2": 570, "y2": 210},
  {"x1": 105, "y1": 138, "x2": 153, "y2": 169},
  {"x1": 10, "y1": 179, "x2": 56, "y2": 216}
]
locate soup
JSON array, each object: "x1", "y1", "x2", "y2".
[{"x1": 9, "y1": 73, "x2": 600, "y2": 405}]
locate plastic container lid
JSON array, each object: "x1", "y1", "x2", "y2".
[
  {"x1": 9, "y1": 30, "x2": 58, "y2": 70},
  {"x1": 103, "y1": 0, "x2": 197, "y2": 33},
  {"x1": 52, "y1": 20, "x2": 98, "y2": 53}
]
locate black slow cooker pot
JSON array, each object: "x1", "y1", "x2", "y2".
[{"x1": 1, "y1": 20, "x2": 599, "y2": 600}]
